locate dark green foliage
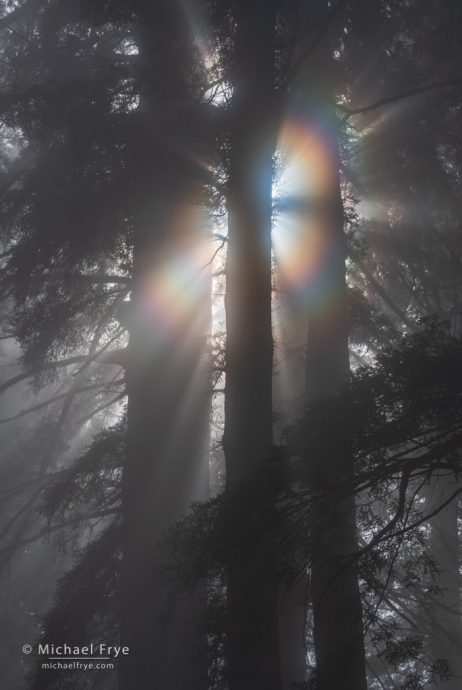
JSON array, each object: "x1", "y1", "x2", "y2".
[
  {"x1": 0, "y1": 0, "x2": 212, "y2": 373},
  {"x1": 31, "y1": 524, "x2": 121, "y2": 690},
  {"x1": 296, "y1": 319, "x2": 462, "y2": 480},
  {"x1": 0, "y1": 0, "x2": 135, "y2": 367},
  {"x1": 41, "y1": 418, "x2": 125, "y2": 530},
  {"x1": 164, "y1": 448, "x2": 289, "y2": 591},
  {"x1": 347, "y1": 283, "x2": 399, "y2": 348}
]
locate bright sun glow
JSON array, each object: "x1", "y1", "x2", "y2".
[
  {"x1": 272, "y1": 115, "x2": 343, "y2": 414},
  {"x1": 137, "y1": 204, "x2": 213, "y2": 349},
  {"x1": 273, "y1": 116, "x2": 337, "y2": 297}
]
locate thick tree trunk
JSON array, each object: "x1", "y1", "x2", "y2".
[
  {"x1": 273, "y1": 290, "x2": 309, "y2": 689},
  {"x1": 426, "y1": 316, "x2": 462, "y2": 688},
  {"x1": 118, "y1": 5, "x2": 211, "y2": 687},
  {"x1": 222, "y1": 2, "x2": 281, "y2": 689},
  {"x1": 119, "y1": 196, "x2": 210, "y2": 690},
  {"x1": 305, "y1": 115, "x2": 367, "y2": 690},
  {"x1": 428, "y1": 480, "x2": 462, "y2": 689},
  {"x1": 278, "y1": 581, "x2": 308, "y2": 689}
]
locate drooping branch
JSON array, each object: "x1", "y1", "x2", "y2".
[
  {"x1": 0, "y1": 470, "x2": 63, "y2": 504},
  {"x1": 341, "y1": 76, "x2": 462, "y2": 118},
  {"x1": 76, "y1": 391, "x2": 126, "y2": 425},
  {"x1": 26, "y1": 272, "x2": 131, "y2": 286},
  {"x1": 0, "y1": 355, "x2": 93, "y2": 395},
  {"x1": 0, "y1": 508, "x2": 120, "y2": 557},
  {"x1": 0, "y1": 334, "x2": 126, "y2": 543},
  {"x1": 0, "y1": 379, "x2": 125, "y2": 425},
  {"x1": 382, "y1": 486, "x2": 462, "y2": 543},
  {"x1": 0, "y1": 348, "x2": 127, "y2": 396}
]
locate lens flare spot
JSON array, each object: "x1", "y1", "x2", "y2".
[
  {"x1": 274, "y1": 116, "x2": 339, "y2": 304},
  {"x1": 136, "y1": 205, "x2": 212, "y2": 347}
]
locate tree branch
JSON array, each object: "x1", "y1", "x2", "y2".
[
  {"x1": 342, "y1": 77, "x2": 462, "y2": 118},
  {"x1": 0, "y1": 508, "x2": 119, "y2": 555},
  {"x1": 0, "y1": 348, "x2": 127, "y2": 396},
  {"x1": 0, "y1": 379, "x2": 125, "y2": 424},
  {"x1": 26, "y1": 272, "x2": 131, "y2": 285}
]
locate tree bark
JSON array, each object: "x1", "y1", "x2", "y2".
[
  {"x1": 222, "y1": 2, "x2": 282, "y2": 688},
  {"x1": 304, "y1": 110, "x2": 368, "y2": 690},
  {"x1": 273, "y1": 273, "x2": 309, "y2": 689},
  {"x1": 119, "y1": 196, "x2": 210, "y2": 690},
  {"x1": 118, "y1": 5, "x2": 211, "y2": 687},
  {"x1": 425, "y1": 304, "x2": 462, "y2": 689},
  {"x1": 428, "y1": 481, "x2": 462, "y2": 689}
]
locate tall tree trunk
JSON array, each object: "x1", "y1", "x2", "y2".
[
  {"x1": 273, "y1": 265, "x2": 309, "y2": 689},
  {"x1": 278, "y1": 581, "x2": 308, "y2": 689},
  {"x1": 222, "y1": 2, "x2": 281, "y2": 688},
  {"x1": 119, "y1": 195, "x2": 210, "y2": 690},
  {"x1": 427, "y1": 481, "x2": 462, "y2": 688},
  {"x1": 304, "y1": 111, "x2": 368, "y2": 690},
  {"x1": 424, "y1": 286, "x2": 462, "y2": 689},
  {"x1": 118, "y1": 5, "x2": 211, "y2": 687}
]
